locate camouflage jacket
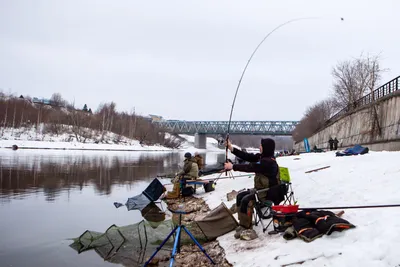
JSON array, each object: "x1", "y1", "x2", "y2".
[{"x1": 178, "y1": 158, "x2": 199, "y2": 179}]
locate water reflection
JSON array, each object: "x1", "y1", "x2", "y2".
[
  {"x1": 0, "y1": 150, "x2": 226, "y2": 267},
  {"x1": 0, "y1": 151, "x2": 185, "y2": 201}
]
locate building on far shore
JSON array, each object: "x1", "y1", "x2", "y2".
[
  {"x1": 32, "y1": 97, "x2": 51, "y2": 105},
  {"x1": 148, "y1": 114, "x2": 164, "y2": 122}
]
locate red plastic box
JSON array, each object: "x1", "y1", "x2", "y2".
[{"x1": 272, "y1": 204, "x2": 299, "y2": 213}]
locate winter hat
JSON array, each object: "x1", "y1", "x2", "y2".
[
  {"x1": 261, "y1": 138, "x2": 275, "y2": 157},
  {"x1": 184, "y1": 152, "x2": 192, "y2": 158}
]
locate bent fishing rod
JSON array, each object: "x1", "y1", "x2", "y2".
[{"x1": 225, "y1": 16, "x2": 343, "y2": 172}]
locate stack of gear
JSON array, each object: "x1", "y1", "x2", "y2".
[
  {"x1": 335, "y1": 144, "x2": 369, "y2": 157},
  {"x1": 279, "y1": 210, "x2": 356, "y2": 242},
  {"x1": 269, "y1": 204, "x2": 299, "y2": 234}
]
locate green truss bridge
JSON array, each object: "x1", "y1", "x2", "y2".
[{"x1": 153, "y1": 120, "x2": 299, "y2": 148}]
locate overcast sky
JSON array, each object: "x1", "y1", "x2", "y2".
[{"x1": 1, "y1": 1, "x2": 399, "y2": 121}]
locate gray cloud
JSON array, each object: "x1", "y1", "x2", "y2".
[{"x1": 1, "y1": 0, "x2": 399, "y2": 121}]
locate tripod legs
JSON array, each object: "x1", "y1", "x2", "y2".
[
  {"x1": 144, "y1": 224, "x2": 215, "y2": 266},
  {"x1": 144, "y1": 226, "x2": 178, "y2": 266},
  {"x1": 169, "y1": 226, "x2": 182, "y2": 267}
]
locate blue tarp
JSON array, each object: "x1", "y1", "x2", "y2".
[{"x1": 335, "y1": 144, "x2": 369, "y2": 157}]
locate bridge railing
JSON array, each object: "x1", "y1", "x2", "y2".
[{"x1": 325, "y1": 75, "x2": 400, "y2": 125}]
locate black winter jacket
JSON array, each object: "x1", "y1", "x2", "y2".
[{"x1": 231, "y1": 148, "x2": 279, "y2": 187}]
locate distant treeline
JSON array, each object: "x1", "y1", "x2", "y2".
[{"x1": 0, "y1": 92, "x2": 181, "y2": 148}]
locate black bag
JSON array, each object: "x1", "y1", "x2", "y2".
[
  {"x1": 203, "y1": 181, "x2": 215, "y2": 193},
  {"x1": 272, "y1": 212, "x2": 296, "y2": 232},
  {"x1": 182, "y1": 186, "x2": 195, "y2": 197}
]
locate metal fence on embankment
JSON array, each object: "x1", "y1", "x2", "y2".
[{"x1": 325, "y1": 75, "x2": 400, "y2": 126}]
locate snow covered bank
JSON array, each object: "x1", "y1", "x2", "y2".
[
  {"x1": 196, "y1": 151, "x2": 400, "y2": 267},
  {"x1": 0, "y1": 126, "x2": 170, "y2": 151},
  {"x1": 0, "y1": 127, "x2": 224, "y2": 152}
]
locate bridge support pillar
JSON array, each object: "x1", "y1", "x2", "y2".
[{"x1": 194, "y1": 133, "x2": 207, "y2": 149}]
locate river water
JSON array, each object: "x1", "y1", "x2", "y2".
[{"x1": 0, "y1": 150, "x2": 226, "y2": 267}]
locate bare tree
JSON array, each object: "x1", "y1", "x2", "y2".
[
  {"x1": 162, "y1": 133, "x2": 183, "y2": 148},
  {"x1": 332, "y1": 54, "x2": 384, "y2": 109},
  {"x1": 46, "y1": 109, "x2": 65, "y2": 136},
  {"x1": 68, "y1": 109, "x2": 92, "y2": 142},
  {"x1": 50, "y1": 93, "x2": 67, "y2": 107},
  {"x1": 365, "y1": 55, "x2": 386, "y2": 137},
  {"x1": 11, "y1": 101, "x2": 17, "y2": 134},
  {"x1": 292, "y1": 99, "x2": 334, "y2": 142},
  {"x1": 1, "y1": 100, "x2": 9, "y2": 136},
  {"x1": 97, "y1": 102, "x2": 116, "y2": 141}
]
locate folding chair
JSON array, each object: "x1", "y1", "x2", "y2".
[{"x1": 253, "y1": 167, "x2": 296, "y2": 233}]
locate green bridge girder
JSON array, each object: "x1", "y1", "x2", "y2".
[{"x1": 153, "y1": 120, "x2": 299, "y2": 135}]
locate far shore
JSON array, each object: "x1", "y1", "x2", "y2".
[
  {"x1": 0, "y1": 146, "x2": 174, "y2": 152},
  {"x1": 0, "y1": 140, "x2": 224, "y2": 153}
]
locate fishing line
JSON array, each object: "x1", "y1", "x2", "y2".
[{"x1": 225, "y1": 16, "x2": 344, "y2": 166}]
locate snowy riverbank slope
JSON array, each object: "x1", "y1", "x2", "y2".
[{"x1": 196, "y1": 150, "x2": 400, "y2": 267}]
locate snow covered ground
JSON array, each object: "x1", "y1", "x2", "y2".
[
  {"x1": 0, "y1": 127, "x2": 224, "y2": 152},
  {"x1": 193, "y1": 150, "x2": 400, "y2": 267}
]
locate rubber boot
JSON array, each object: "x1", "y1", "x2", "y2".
[
  {"x1": 240, "y1": 229, "x2": 258, "y2": 241},
  {"x1": 239, "y1": 204, "x2": 258, "y2": 241},
  {"x1": 166, "y1": 183, "x2": 180, "y2": 199},
  {"x1": 235, "y1": 212, "x2": 253, "y2": 239},
  {"x1": 239, "y1": 210, "x2": 253, "y2": 229}
]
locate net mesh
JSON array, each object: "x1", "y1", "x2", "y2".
[
  {"x1": 69, "y1": 217, "x2": 209, "y2": 266},
  {"x1": 69, "y1": 220, "x2": 178, "y2": 266}
]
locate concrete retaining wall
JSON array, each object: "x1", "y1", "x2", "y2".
[{"x1": 294, "y1": 93, "x2": 400, "y2": 152}]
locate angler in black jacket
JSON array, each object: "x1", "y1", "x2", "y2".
[{"x1": 224, "y1": 138, "x2": 281, "y2": 236}]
